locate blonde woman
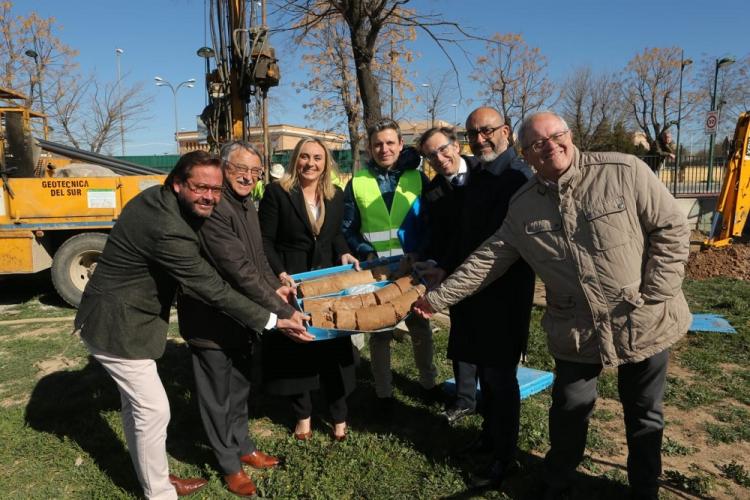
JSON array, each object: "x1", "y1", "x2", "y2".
[{"x1": 259, "y1": 138, "x2": 358, "y2": 441}]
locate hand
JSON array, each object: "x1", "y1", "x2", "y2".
[
  {"x1": 277, "y1": 311, "x2": 314, "y2": 343},
  {"x1": 275, "y1": 285, "x2": 297, "y2": 303},
  {"x1": 341, "y1": 253, "x2": 361, "y2": 271},
  {"x1": 279, "y1": 272, "x2": 296, "y2": 288},
  {"x1": 397, "y1": 252, "x2": 418, "y2": 277},
  {"x1": 415, "y1": 265, "x2": 447, "y2": 289},
  {"x1": 412, "y1": 296, "x2": 435, "y2": 319}
]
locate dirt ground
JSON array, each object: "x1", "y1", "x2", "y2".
[{"x1": 687, "y1": 241, "x2": 750, "y2": 281}]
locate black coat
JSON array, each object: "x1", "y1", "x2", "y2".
[
  {"x1": 258, "y1": 182, "x2": 355, "y2": 396},
  {"x1": 423, "y1": 154, "x2": 535, "y2": 367},
  {"x1": 75, "y1": 185, "x2": 270, "y2": 360},
  {"x1": 177, "y1": 186, "x2": 296, "y2": 351},
  {"x1": 259, "y1": 182, "x2": 350, "y2": 275}
]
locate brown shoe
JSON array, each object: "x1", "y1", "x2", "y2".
[
  {"x1": 224, "y1": 470, "x2": 257, "y2": 497},
  {"x1": 294, "y1": 430, "x2": 313, "y2": 441},
  {"x1": 168, "y1": 474, "x2": 208, "y2": 497},
  {"x1": 240, "y1": 450, "x2": 280, "y2": 469}
]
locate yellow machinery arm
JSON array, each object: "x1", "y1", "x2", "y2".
[{"x1": 704, "y1": 112, "x2": 750, "y2": 247}]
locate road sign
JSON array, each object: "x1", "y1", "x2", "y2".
[{"x1": 705, "y1": 110, "x2": 719, "y2": 135}]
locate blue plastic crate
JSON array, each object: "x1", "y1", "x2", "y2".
[{"x1": 443, "y1": 366, "x2": 554, "y2": 400}]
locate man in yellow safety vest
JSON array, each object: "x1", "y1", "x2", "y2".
[{"x1": 342, "y1": 119, "x2": 440, "y2": 416}]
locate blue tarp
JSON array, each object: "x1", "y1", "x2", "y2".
[
  {"x1": 689, "y1": 313, "x2": 736, "y2": 334},
  {"x1": 443, "y1": 366, "x2": 554, "y2": 400}
]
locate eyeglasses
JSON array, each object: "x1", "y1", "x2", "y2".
[
  {"x1": 525, "y1": 130, "x2": 570, "y2": 153},
  {"x1": 225, "y1": 161, "x2": 264, "y2": 177},
  {"x1": 466, "y1": 125, "x2": 502, "y2": 140},
  {"x1": 424, "y1": 142, "x2": 454, "y2": 162},
  {"x1": 184, "y1": 180, "x2": 224, "y2": 196}
]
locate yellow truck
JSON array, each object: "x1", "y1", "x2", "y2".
[{"x1": 0, "y1": 87, "x2": 166, "y2": 306}]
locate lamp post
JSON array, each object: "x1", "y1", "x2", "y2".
[
  {"x1": 115, "y1": 48, "x2": 125, "y2": 155},
  {"x1": 420, "y1": 83, "x2": 431, "y2": 128},
  {"x1": 155, "y1": 76, "x2": 196, "y2": 154},
  {"x1": 24, "y1": 49, "x2": 44, "y2": 114},
  {"x1": 673, "y1": 51, "x2": 692, "y2": 194},
  {"x1": 707, "y1": 56, "x2": 735, "y2": 190},
  {"x1": 196, "y1": 46, "x2": 214, "y2": 107},
  {"x1": 450, "y1": 103, "x2": 458, "y2": 126}
]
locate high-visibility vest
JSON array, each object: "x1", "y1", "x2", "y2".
[{"x1": 352, "y1": 168, "x2": 421, "y2": 258}]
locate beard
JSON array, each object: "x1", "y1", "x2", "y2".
[
  {"x1": 177, "y1": 192, "x2": 215, "y2": 219},
  {"x1": 478, "y1": 150, "x2": 500, "y2": 163}
]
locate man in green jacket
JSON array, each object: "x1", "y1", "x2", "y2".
[
  {"x1": 75, "y1": 151, "x2": 310, "y2": 500},
  {"x1": 415, "y1": 112, "x2": 691, "y2": 498}
]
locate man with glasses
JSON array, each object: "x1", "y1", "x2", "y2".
[
  {"x1": 76, "y1": 151, "x2": 311, "y2": 500},
  {"x1": 342, "y1": 118, "x2": 439, "y2": 417},
  {"x1": 415, "y1": 111, "x2": 691, "y2": 499},
  {"x1": 416, "y1": 119, "x2": 534, "y2": 490},
  {"x1": 177, "y1": 142, "x2": 306, "y2": 497}
]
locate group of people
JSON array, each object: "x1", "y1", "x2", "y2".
[{"x1": 75, "y1": 105, "x2": 691, "y2": 500}]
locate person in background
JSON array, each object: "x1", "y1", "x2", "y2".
[
  {"x1": 415, "y1": 111, "x2": 691, "y2": 499},
  {"x1": 75, "y1": 151, "x2": 310, "y2": 500},
  {"x1": 269, "y1": 163, "x2": 285, "y2": 184},
  {"x1": 259, "y1": 138, "x2": 359, "y2": 441}
]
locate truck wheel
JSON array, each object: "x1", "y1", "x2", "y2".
[{"x1": 51, "y1": 232, "x2": 108, "y2": 307}]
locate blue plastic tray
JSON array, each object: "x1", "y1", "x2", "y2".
[
  {"x1": 443, "y1": 366, "x2": 554, "y2": 400},
  {"x1": 291, "y1": 256, "x2": 404, "y2": 341}
]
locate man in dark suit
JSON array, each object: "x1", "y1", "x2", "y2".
[
  {"x1": 177, "y1": 142, "x2": 297, "y2": 497},
  {"x1": 75, "y1": 151, "x2": 310, "y2": 500},
  {"x1": 416, "y1": 108, "x2": 535, "y2": 489}
]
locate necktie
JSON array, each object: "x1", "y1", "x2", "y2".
[{"x1": 451, "y1": 173, "x2": 465, "y2": 187}]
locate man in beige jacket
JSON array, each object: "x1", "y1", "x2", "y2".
[{"x1": 414, "y1": 111, "x2": 691, "y2": 499}]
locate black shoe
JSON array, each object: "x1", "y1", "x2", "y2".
[
  {"x1": 468, "y1": 460, "x2": 519, "y2": 490},
  {"x1": 454, "y1": 434, "x2": 493, "y2": 456},
  {"x1": 440, "y1": 405, "x2": 474, "y2": 424},
  {"x1": 375, "y1": 396, "x2": 395, "y2": 419},
  {"x1": 421, "y1": 386, "x2": 445, "y2": 405}
]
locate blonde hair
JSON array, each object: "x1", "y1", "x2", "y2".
[{"x1": 280, "y1": 138, "x2": 339, "y2": 200}]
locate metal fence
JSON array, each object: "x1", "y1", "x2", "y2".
[{"x1": 639, "y1": 154, "x2": 726, "y2": 198}]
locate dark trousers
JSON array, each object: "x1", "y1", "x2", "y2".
[
  {"x1": 478, "y1": 363, "x2": 521, "y2": 467},
  {"x1": 191, "y1": 346, "x2": 256, "y2": 475},
  {"x1": 544, "y1": 350, "x2": 669, "y2": 497},
  {"x1": 452, "y1": 360, "x2": 478, "y2": 411},
  {"x1": 290, "y1": 390, "x2": 348, "y2": 424}
]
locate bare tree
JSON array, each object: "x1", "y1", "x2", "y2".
[
  {"x1": 694, "y1": 53, "x2": 750, "y2": 140},
  {"x1": 293, "y1": 11, "x2": 415, "y2": 170},
  {"x1": 621, "y1": 47, "x2": 702, "y2": 153},
  {"x1": 470, "y1": 33, "x2": 555, "y2": 135},
  {"x1": 1, "y1": 2, "x2": 152, "y2": 154},
  {"x1": 0, "y1": 2, "x2": 78, "y2": 117},
  {"x1": 273, "y1": 0, "x2": 475, "y2": 129},
  {"x1": 419, "y1": 71, "x2": 455, "y2": 128},
  {"x1": 52, "y1": 75, "x2": 152, "y2": 154},
  {"x1": 560, "y1": 66, "x2": 626, "y2": 150}
]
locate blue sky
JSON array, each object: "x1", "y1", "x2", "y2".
[{"x1": 20, "y1": 0, "x2": 745, "y2": 155}]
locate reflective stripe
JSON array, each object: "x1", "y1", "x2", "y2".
[
  {"x1": 352, "y1": 168, "x2": 422, "y2": 256},
  {"x1": 363, "y1": 228, "x2": 399, "y2": 242}
]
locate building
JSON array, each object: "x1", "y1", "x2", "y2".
[{"x1": 176, "y1": 124, "x2": 348, "y2": 156}]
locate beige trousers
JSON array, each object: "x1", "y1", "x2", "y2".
[
  {"x1": 368, "y1": 314, "x2": 437, "y2": 398},
  {"x1": 86, "y1": 343, "x2": 177, "y2": 500}
]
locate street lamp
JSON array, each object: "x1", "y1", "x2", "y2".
[
  {"x1": 707, "y1": 56, "x2": 735, "y2": 190},
  {"x1": 196, "y1": 47, "x2": 215, "y2": 107},
  {"x1": 115, "y1": 48, "x2": 125, "y2": 155},
  {"x1": 673, "y1": 51, "x2": 692, "y2": 193},
  {"x1": 24, "y1": 49, "x2": 44, "y2": 114},
  {"x1": 155, "y1": 76, "x2": 196, "y2": 154},
  {"x1": 450, "y1": 103, "x2": 458, "y2": 126},
  {"x1": 420, "y1": 83, "x2": 431, "y2": 128}
]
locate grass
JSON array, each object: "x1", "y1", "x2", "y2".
[{"x1": 1, "y1": 276, "x2": 749, "y2": 498}]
